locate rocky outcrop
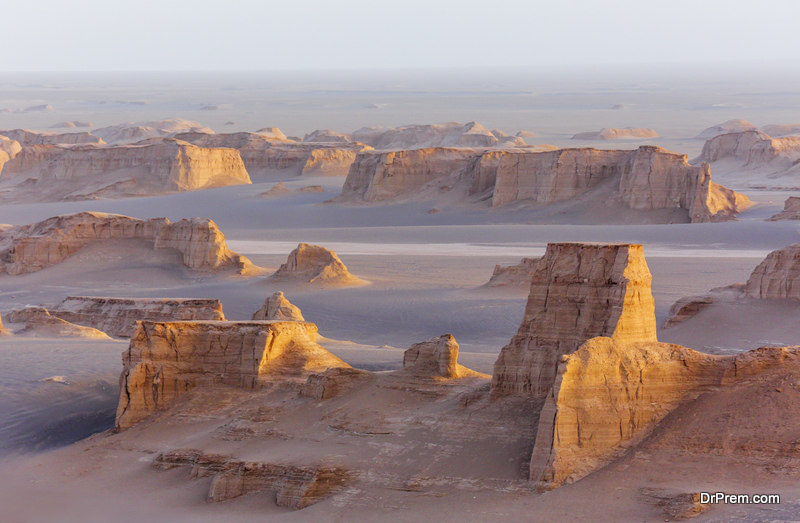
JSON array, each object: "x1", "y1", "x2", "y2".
[
  {"x1": 0, "y1": 212, "x2": 258, "y2": 276},
  {"x1": 768, "y1": 196, "x2": 800, "y2": 221},
  {"x1": 252, "y1": 291, "x2": 305, "y2": 321},
  {"x1": 760, "y1": 124, "x2": 800, "y2": 137},
  {"x1": 303, "y1": 129, "x2": 352, "y2": 143},
  {"x1": 43, "y1": 297, "x2": 225, "y2": 338},
  {"x1": 270, "y1": 243, "x2": 366, "y2": 286},
  {"x1": 116, "y1": 320, "x2": 349, "y2": 429},
  {"x1": 51, "y1": 121, "x2": 93, "y2": 129},
  {"x1": 491, "y1": 243, "x2": 657, "y2": 397},
  {"x1": 485, "y1": 257, "x2": 541, "y2": 287},
  {"x1": 301, "y1": 367, "x2": 372, "y2": 400},
  {"x1": 745, "y1": 242, "x2": 800, "y2": 299},
  {"x1": 153, "y1": 449, "x2": 351, "y2": 509},
  {"x1": 0, "y1": 313, "x2": 9, "y2": 336},
  {"x1": 661, "y1": 284, "x2": 745, "y2": 328},
  {"x1": 338, "y1": 146, "x2": 747, "y2": 223},
  {"x1": 696, "y1": 130, "x2": 800, "y2": 184},
  {"x1": 260, "y1": 182, "x2": 324, "y2": 197},
  {"x1": 571, "y1": 128, "x2": 658, "y2": 140},
  {"x1": 351, "y1": 122, "x2": 523, "y2": 150},
  {"x1": 15, "y1": 309, "x2": 112, "y2": 339},
  {"x1": 401, "y1": 334, "x2": 485, "y2": 378},
  {"x1": 696, "y1": 130, "x2": 774, "y2": 163},
  {"x1": 0, "y1": 129, "x2": 104, "y2": 145},
  {"x1": 695, "y1": 119, "x2": 757, "y2": 140},
  {"x1": 93, "y1": 119, "x2": 212, "y2": 143}
]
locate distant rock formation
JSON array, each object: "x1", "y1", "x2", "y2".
[
  {"x1": 485, "y1": 257, "x2": 540, "y2": 287},
  {"x1": 745, "y1": 243, "x2": 800, "y2": 299},
  {"x1": 0, "y1": 212, "x2": 259, "y2": 276},
  {"x1": 0, "y1": 313, "x2": 10, "y2": 336},
  {"x1": 337, "y1": 146, "x2": 748, "y2": 223},
  {"x1": 351, "y1": 122, "x2": 524, "y2": 150},
  {"x1": 13, "y1": 297, "x2": 225, "y2": 338},
  {"x1": 611, "y1": 104, "x2": 626, "y2": 110},
  {"x1": 255, "y1": 127, "x2": 288, "y2": 140},
  {"x1": 695, "y1": 119, "x2": 757, "y2": 140},
  {"x1": 153, "y1": 449, "x2": 351, "y2": 509},
  {"x1": 260, "y1": 181, "x2": 325, "y2": 197},
  {"x1": 93, "y1": 119, "x2": 212, "y2": 143},
  {"x1": 768, "y1": 197, "x2": 800, "y2": 221},
  {"x1": 516, "y1": 130, "x2": 536, "y2": 138},
  {"x1": 491, "y1": 243, "x2": 657, "y2": 397},
  {"x1": 402, "y1": 334, "x2": 484, "y2": 378},
  {"x1": 15, "y1": 308, "x2": 112, "y2": 339},
  {"x1": 0, "y1": 138, "x2": 251, "y2": 200},
  {"x1": 0, "y1": 129, "x2": 103, "y2": 145},
  {"x1": 270, "y1": 243, "x2": 366, "y2": 286},
  {"x1": 51, "y1": 121, "x2": 93, "y2": 129},
  {"x1": 303, "y1": 129, "x2": 352, "y2": 143},
  {"x1": 760, "y1": 124, "x2": 800, "y2": 137},
  {"x1": 571, "y1": 128, "x2": 658, "y2": 140},
  {"x1": 252, "y1": 292, "x2": 305, "y2": 321},
  {"x1": 116, "y1": 320, "x2": 349, "y2": 429},
  {"x1": 0, "y1": 136, "x2": 21, "y2": 173}
]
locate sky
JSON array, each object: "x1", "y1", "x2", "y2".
[{"x1": 4, "y1": 0, "x2": 800, "y2": 71}]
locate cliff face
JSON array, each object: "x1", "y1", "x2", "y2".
[
  {"x1": 745, "y1": 243, "x2": 800, "y2": 299},
  {"x1": 115, "y1": 320, "x2": 349, "y2": 429},
  {"x1": 0, "y1": 129, "x2": 104, "y2": 145},
  {"x1": 491, "y1": 243, "x2": 657, "y2": 397},
  {"x1": 697, "y1": 130, "x2": 800, "y2": 179},
  {"x1": 0, "y1": 212, "x2": 258, "y2": 276}
]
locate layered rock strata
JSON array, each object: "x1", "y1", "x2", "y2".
[
  {"x1": 0, "y1": 212, "x2": 258, "y2": 276},
  {"x1": 43, "y1": 297, "x2": 225, "y2": 338},
  {"x1": 153, "y1": 449, "x2": 351, "y2": 509},
  {"x1": 401, "y1": 334, "x2": 484, "y2": 378},
  {"x1": 696, "y1": 130, "x2": 800, "y2": 181},
  {"x1": 270, "y1": 243, "x2": 366, "y2": 286},
  {"x1": 252, "y1": 291, "x2": 305, "y2": 321},
  {"x1": 115, "y1": 321, "x2": 349, "y2": 429},
  {"x1": 745, "y1": 242, "x2": 800, "y2": 299},
  {"x1": 491, "y1": 243, "x2": 657, "y2": 397},
  {"x1": 485, "y1": 257, "x2": 541, "y2": 287}
]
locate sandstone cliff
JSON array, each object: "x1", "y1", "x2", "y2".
[
  {"x1": 768, "y1": 196, "x2": 800, "y2": 221},
  {"x1": 484, "y1": 257, "x2": 541, "y2": 288},
  {"x1": 0, "y1": 212, "x2": 258, "y2": 276},
  {"x1": 0, "y1": 129, "x2": 104, "y2": 145},
  {"x1": 696, "y1": 130, "x2": 800, "y2": 183},
  {"x1": 116, "y1": 320, "x2": 349, "y2": 429},
  {"x1": 252, "y1": 291, "x2": 305, "y2": 321},
  {"x1": 491, "y1": 243, "x2": 657, "y2": 397},
  {"x1": 401, "y1": 334, "x2": 485, "y2": 378},
  {"x1": 270, "y1": 243, "x2": 366, "y2": 286},
  {"x1": 571, "y1": 128, "x2": 659, "y2": 140},
  {"x1": 745, "y1": 242, "x2": 800, "y2": 299}
]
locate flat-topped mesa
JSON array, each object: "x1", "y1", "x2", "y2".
[
  {"x1": 0, "y1": 129, "x2": 104, "y2": 146},
  {"x1": 768, "y1": 197, "x2": 800, "y2": 221},
  {"x1": 0, "y1": 212, "x2": 259, "y2": 276},
  {"x1": 571, "y1": 128, "x2": 659, "y2": 140},
  {"x1": 401, "y1": 334, "x2": 485, "y2": 378},
  {"x1": 115, "y1": 320, "x2": 350, "y2": 429},
  {"x1": 491, "y1": 243, "x2": 657, "y2": 397},
  {"x1": 46, "y1": 296, "x2": 225, "y2": 338},
  {"x1": 270, "y1": 243, "x2": 366, "y2": 286},
  {"x1": 485, "y1": 257, "x2": 541, "y2": 288},
  {"x1": 252, "y1": 292, "x2": 304, "y2": 321},
  {"x1": 745, "y1": 243, "x2": 800, "y2": 299}
]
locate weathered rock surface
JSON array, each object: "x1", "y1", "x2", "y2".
[
  {"x1": 402, "y1": 334, "x2": 485, "y2": 378},
  {"x1": 252, "y1": 291, "x2": 305, "y2": 321},
  {"x1": 303, "y1": 129, "x2": 352, "y2": 143},
  {"x1": 571, "y1": 128, "x2": 659, "y2": 140},
  {"x1": 745, "y1": 242, "x2": 800, "y2": 299},
  {"x1": 352, "y1": 122, "x2": 523, "y2": 150},
  {"x1": 0, "y1": 129, "x2": 104, "y2": 146},
  {"x1": 0, "y1": 212, "x2": 258, "y2": 276},
  {"x1": 16, "y1": 308, "x2": 112, "y2": 339},
  {"x1": 116, "y1": 320, "x2": 349, "y2": 429},
  {"x1": 93, "y1": 119, "x2": 212, "y2": 143},
  {"x1": 45, "y1": 296, "x2": 225, "y2": 338},
  {"x1": 0, "y1": 313, "x2": 10, "y2": 336},
  {"x1": 695, "y1": 119, "x2": 757, "y2": 140},
  {"x1": 696, "y1": 130, "x2": 800, "y2": 184},
  {"x1": 270, "y1": 243, "x2": 366, "y2": 286},
  {"x1": 338, "y1": 146, "x2": 748, "y2": 223},
  {"x1": 768, "y1": 196, "x2": 800, "y2": 221},
  {"x1": 760, "y1": 123, "x2": 800, "y2": 137},
  {"x1": 491, "y1": 243, "x2": 657, "y2": 397},
  {"x1": 153, "y1": 449, "x2": 351, "y2": 509},
  {"x1": 485, "y1": 257, "x2": 541, "y2": 287},
  {"x1": 301, "y1": 367, "x2": 372, "y2": 399}
]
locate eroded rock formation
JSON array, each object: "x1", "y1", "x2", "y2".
[
  {"x1": 768, "y1": 197, "x2": 800, "y2": 221},
  {"x1": 0, "y1": 313, "x2": 9, "y2": 336},
  {"x1": 270, "y1": 243, "x2": 366, "y2": 286},
  {"x1": 0, "y1": 212, "x2": 258, "y2": 276},
  {"x1": 745, "y1": 242, "x2": 800, "y2": 299},
  {"x1": 352, "y1": 121, "x2": 524, "y2": 150},
  {"x1": 402, "y1": 334, "x2": 484, "y2": 378},
  {"x1": 0, "y1": 129, "x2": 104, "y2": 146},
  {"x1": 116, "y1": 320, "x2": 349, "y2": 429},
  {"x1": 301, "y1": 367, "x2": 372, "y2": 400},
  {"x1": 695, "y1": 119, "x2": 757, "y2": 140},
  {"x1": 93, "y1": 119, "x2": 213, "y2": 143},
  {"x1": 485, "y1": 257, "x2": 541, "y2": 287},
  {"x1": 571, "y1": 128, "x2": 658, "y2": 140},
  {"x1": 16, "y1": 309, "x2": 112, "y2": 339},
  {"x1": 252, "y1": 291, "x2": 304, "y2": 321},
  {"x1": 491, "y1": 243, "x2": 657, "y2": 397},
  {"x1": 696, "y1": 130, "x2": 800, "y2": 184}
]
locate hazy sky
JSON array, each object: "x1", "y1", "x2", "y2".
[{"x1": 6, "y1": 0, "x2": 800, "y2": 71}]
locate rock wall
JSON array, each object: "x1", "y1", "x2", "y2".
[
  {"x1": 745, "y1": 243, "x2": 800, "y2": 299},
  {"x1": 0, "y1": 212, "x2": 258, "y2": 276},
  {"x1": 491, "y1": 243, "x2": 657, "y2": 397},
  {"x1": 47, "y1": 296, "x2": 225, "y2": 338},
  {"x1": 485, "y1": 257, "x2": 541, "y2": 288},
  {"x1": 252, "y1": 291, "x2": 305, "y2": 321},
  {"x1": 116, "y1": 320, "x2": 349, "y2": 429},
  {"x1": 0, "y1": 129, "x2": 104, "y2": 145},
  {"x1": 270, "y1": 243, "x2": 365, "y2": 286}
]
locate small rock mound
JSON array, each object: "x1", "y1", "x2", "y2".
[
  {"x1": 270, "y1": 243, "x2": 366, "y2": 286},
  {"x1": 252, "y1": 292, "x2": 304, "y2": 321},
  {"x1": 402, "y1": 334, "x2": 486, "y2": 378}
]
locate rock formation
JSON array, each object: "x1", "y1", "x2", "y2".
[
  {"x1": 0, "y1": 136, "x2": 21, "y2": 173},
  {"x1": 38, "y1": 297, "x2": 225, "y2": 338},
  {"x1": 115, "y1": 320, "x2": 349, "y2": 429},
  {"x1": 760, "y1": 123, "x2": 800, "y2": 137},
  {"x1": 0, "y1": 138, "x2": 251, "y2": 200},
  {"x1": 491, "y1": 243, "x2": 657, "y2": 397},
  {"x1": 0, "y1": 313, "x2": 10, "y2": 336},
  {"x1": 93, "y1": 119, "x2": 213, "y2": 143},
  {"x1": 51, "y1": 121, "x2": 93, "y2": 128},
  {"x1": 338, "y1": 146, "x2": 748, "y2": 223},
  {"x1": 153, "y1": 449, "x2": 351, "y2": 509},
  {"x1": 15, "y1": 308, "x2": 112, "y2": 339},
  {"x1": 745, "y1": 242, "x2": 800, "y2": 299},
  {"x1": 0, "y1": 212, "x2": 258, "y2": 276},
  {"x1": 695, "y1": 130, "x2": 800, "y2": 184},
  {"x1": 260, "y1": 182, "x2": 325, "y2": 197},
  {"x1": 270, "y1": 243, "x2": 366, "y2": 286},
  {"x1": 401, "y1": 334, "x2": 484, "y2": 378},
  {"x1": 351, "y1": 122, "x2": 523, "y2": 150},
  {"x1": 301, "y1": 367, "x2": 372, "y2": 400},
  {"x1": 0, "y1": 129, "x2": 103, "y2": 145},
  {"x1": 303, "y1": 129, "x2": 352, "y2": 143},
  {"x1": 571, "y1": 128, "x2": 658, "y2": 140},
  {"x1": 252, "y1": 292, "x2": 305, "y2": 321},
  {"x1": 695, "y1": 119, "x2": 757, "y2": 140},
  {"x1": 485, "y1": 257, "x2": 540, "y2": 287},
  {"x1": 768, "y1": 197, "x2": 800, "y2": 221}
]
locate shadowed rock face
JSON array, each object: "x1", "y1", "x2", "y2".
[
  {"x1": 0, "y1": 212, "x2": 258, "y2": 276},
  {"x1": 252, "y1": 291, "x2": 304, "y2": 321},
  {"x1": 270, "y1": 243, "x2": 366, "y2": 286},
  {"x1": 402, "y1": 334, "x2": 462, "y2": 378},
  {"x1": 491, "y1": 243, "x2": 657, "y2": 397},
  {"x1": 115, "y1": 320, "x2": 349, "y2": 430},
  {"x1": 768, "y1": 197, "x2": 800, "y2": 221},
  {"x1": 485, "y1": 257, "x2": 541, "y2": 288},
  {"x1": 15, "y1": 309, "x2": 112, "y2": 339},
  {"x1": 745, "y1": 242, "x2": 800, "y2": 299}
]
